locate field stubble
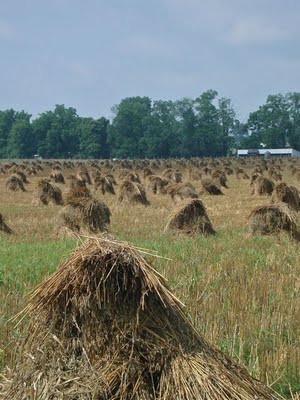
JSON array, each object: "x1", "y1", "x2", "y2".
[{"x1": 0, "y1": 164, "x2": 299, "y2": 397}]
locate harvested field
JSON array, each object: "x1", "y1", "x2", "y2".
[
  {"x1": 1, "y1": 237, "x2": 279, "y2": 399},
  {"x1": 0, "y1": 157, "x2": 300, "y2": 398}
]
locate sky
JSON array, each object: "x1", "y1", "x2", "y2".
[{"x1": 1, "y1": 0, "x2": 300, "y2": 122}]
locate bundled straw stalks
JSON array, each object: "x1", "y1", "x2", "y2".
[
  {"x1": 251, "y1": 176, "x2": 274, "y2": 196},
  {"x1": 15, "y1": 171, "x2": 29, "y2": 184},
  {"x1": 118, "y1": 180, "x2": 150, "y2": 206},
  {"x1": 50, "y1": 171, "x2": 65, "y2": 184},
  {"x1": 57, "y1": 197, "x2": 111, "y2": 235},
  {"x1": 56, "y1": 206, "x2": 81, "y2": 235},
  {"x1": 0, "y1": 213, "x2": 13, "y2": 234},
  {"x1": 250, "y1": 174, "x2": 260, "y2": 187},
  {"x1": 235, "y1": 168, "x2": 249, "y2": 180},
  {"x1": 248, "y1": 202, "x2": 300, "y2": 240},
  {"x1": 143, "y1": 167, "x2": 153, "y2": 179},
  {"x1": 34, "y1": 179, "x2": 63, "y2": 206},
  {"x1": 148, "y1": 175, "x2": 170, "y2": 195},
  {"x1": 224, "y1": 166, "x2": 233, "y2": 175},
  {"x1": 188, "y1": 168, "x2": 202, "y2": 181},
  {"x1": 76, "y1": 169, "x2": 92, "y2": 185},
  {"x1": 268, "y1": 169, "x2": 282, "y2": 182},
  {"x1": 122, "y1": 171, "x2": 141, "y2": 183},
  {"x1": 201, "y1": 167, "x2": 212, "y2": 177},
  {"x1": 94, "y1": 176, "x2": 115, "y2": 195},
  {"x1": 271, "y1": 182, "x2": 300, "y2": 212},
  {"x1": 5, "y1": 174, "x2": 26, "y2": 192},
  {"x1": 199, "y1": 179, "x2": 223, "y2": 195},
  {"x1": 212, "y1": 171, "x2": 228, "y2": 188},
  {"x1": 57, "y1": 185, "x2": 110, "y2": 234},
  {"x1": 0, "y1": 237, "x2": 280, "y2": 399},
  {"x1": 165, "y1": 199, "x2": 216, "y2": 236},
  {"x1": 103, "y1": 173, "x2": 117, "y2": 185},
  {"x1": 166, "y1": 183, "x2": 198, "y2": 203},
  {"x1": 67, "y1": 175, "x2": 88, "y2": 189},
  {"x1": 218, "y1": 174, "x2": 229, "y2": 188},
  {"x1": 162, "y1": 168, "x2": 182, "y2": 183}
]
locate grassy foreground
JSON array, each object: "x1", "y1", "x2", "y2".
[{"x1": 0, "y1": 166, "x2": 300, "y2": 397}]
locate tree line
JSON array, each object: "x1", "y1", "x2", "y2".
[{"x1": 1, "y1": 90, "x2": 300, "y2": 159}]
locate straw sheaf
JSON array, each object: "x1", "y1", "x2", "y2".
[
  {"x1": 199, "y1": 179, "x2": 223, "y2": 196},
  {"x1": 248, "y1": 202, "x2": 300, "y2": 240},
  {"x1": 15, "y1": 170, "x2": 30, "y2": 184},
  {"x1": 118, "y1": 180, "x2": 150, "y2": 206},
  {"x1": 0, "y1": 213, "x2": 13, "y2": 234},
  {"x1": 65, "y1": 184, "x2": 91, "y2": 205},
  {"x1": 162, "y1": 168, "x2": 182, "y2": 183},
  {"x1": 188, "y1": 168, "x2": 202, "y2": 181},
  {"x1": 143, "y1": 167, "x2": 153, "y2": 179},
  {"x1": 58, "y1": 195, "x2": 111, "y2": 234},
  {"x1": 268, "y1": 169, "x2": 282, "y2": 182},
  {"x1": 166, "y1": 183, "x2": 198, "y2": 203},
  {"x1": 34, "y1": 179, "x2": 64, "y2": 206},
  {"x1": 271, "y1": 182, "x2": 300, "y2": 212},
  {"x1": 165, "y1": 199, "x2": 216, "y2": 236},
  {"x1": 147, "y1": 175, "x2": 170, "y2": 195},
  {"x1": 50, "y1": 171, "x2": 65, "y2": 184},
  {"x1": 0, "y1": 237, "x2": 280, "y2": 399},
  {"x1": 235, "y1": 169, "x2": 249, "y2": 180},
  {"x1": 251, "y1": 177, "x2": 274, "y2": 196},
  {"x1": 123, "y1": 171, "x2": 141, "y2": 183},
  {"x1": 94, "y1": 176, "x2": 115, "y2": 195},
  {"x1": 5, "y1": 174, "x2": 26, "y2": 192},
  {"x1": 76, "y1": 169, "x2": 92, "y2": 185},
  {"x1": 103, "y1": 173, "x2": 117, "y2": 185}
]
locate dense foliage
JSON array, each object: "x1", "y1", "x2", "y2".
[{"x1": 1, "y1": 91, "x2": 300, "y2": 159}]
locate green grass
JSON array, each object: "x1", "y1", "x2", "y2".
[
  {"x1": 1, "y1": 165, "x2": 300, "y2": 397},
  {"x1": 0, "y1": 239, "x2": 77, "y2": 291},
  {"x1": 1, "y1": 230, "x2": 298, "y2": 396},
  {"x1": 0, "y1": 238, "x2": 77, "y2": 369}
]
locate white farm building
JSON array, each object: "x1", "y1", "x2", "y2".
[{"x1": 237, "y1": 148, "x2": 300, "y2": 158}]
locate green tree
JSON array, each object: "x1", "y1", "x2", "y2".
[
  {"x1": 174, "y1": 99, "x2": 198, "y2": 157},
  {"x1": 0, "y1": 110, "x2": 31, "y2": 158},
  {"x1": 286, "y1": 92, "x2": 300, "y2": 150},
  {"x1": 150, "y1": 100, "x2": 179, "y2": 158},
  {"x1": 77, "y1": 117, "x2": 110, "y2": 158},
  {"x1": 247, "y1": 94, "x2": 291, "y2": 149},
  {"x1": 0, "y1": 109, "x2": 16, "y2": 157},
  {"x1": 32, "y1": 111, "x2": 53, "y2": 157},
  {"x1": 194, "y1": 90, "x2": 221, "y2": 156},
  {"x1": 6, "y1": 120, "x2": 34, "y2": 158},
  {"x1": 232, "y1": 120, "x2": 248, "y2": 148},
  {"x1": 218, "y1": 97, "x2": 236, "y2": 155},
  {"x1": 32, "y1": 105, "x2": 79, "y2": 158},
  {"x1": 108, "y1": 97, "x2": 152, "y2": 158}
]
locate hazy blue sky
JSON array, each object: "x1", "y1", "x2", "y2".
[{"x1": 1, "y1": 0, "x2": 299, "y2": 121}]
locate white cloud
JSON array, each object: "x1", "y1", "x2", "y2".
[
  {"x1": 68, "y1": 62, "x2": 95, "y2": 82},
  {"x1": 118, "y1": 33, "x2": 174, "y2": 58},
  {"x1": 162, "y1": 0, "x2": 300, "y2": 45},
  {"x1": 226, "y1": 16, "x2": 290, "y2": 44},
  {"x1": 0, "y1": 20, "x2": 16, "y2": 40},
  {"x1": 162, "y1": 0, "x2": 232, "y2": 34}
]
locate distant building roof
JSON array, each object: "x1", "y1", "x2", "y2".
[{"x1": 237, "y1": 148, "x2": 300, "y2": 157}]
